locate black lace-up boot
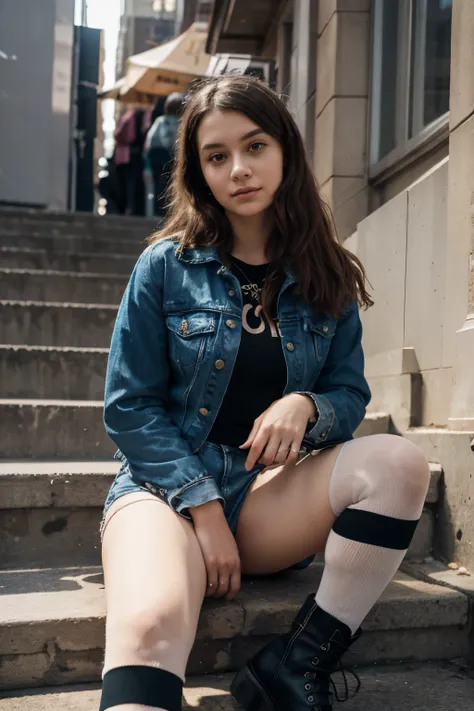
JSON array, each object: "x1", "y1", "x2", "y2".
[{"x1": 231, "y1": 594, "x2": 362, "y2": 711}]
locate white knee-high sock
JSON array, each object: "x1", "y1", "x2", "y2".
[{"x1": 315, "y1": 435, "x2": 430, "y2": 634}]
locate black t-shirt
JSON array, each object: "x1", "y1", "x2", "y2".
[{"x1": 208, "y1": 257, "x2": 287, "y2": 448}]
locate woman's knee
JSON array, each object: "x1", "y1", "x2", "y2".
[
  {"x1": 331, "y1": 434, "x2": 430, "y2": 515},
  {"x1": 374, "y1": 434, "x2": 430, "y2": 498},
  {"x1": 108, "y1": 598, "x2": 188, "y2": 651}
]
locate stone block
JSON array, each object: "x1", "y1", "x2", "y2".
[
  {"x1": 0, "y1": 229, "x2": 141, "y2": 256},
  {"x1": 318, "y1": 0, "x2": 370, "y2": 34},
  {"x1": 0, "y1": 269, "x2": 127, "y2": 304},
  {"x1": 449, "y1": 0, "x2": 474, "y2": 130},
  {"x1": 319, "y1": 176, "x2": 369, "y2": 241},
  {"x1": 405, "y1": 162, "x2": 448, "y2": 372},
  {"x1": 316, "y1": 11, "x2": 370, "y2": 115},
  {"x1": 406, "y1": 509, "x2": 434, "y2": 561},
  {"x1": 366, "y1": 373, "x2": 416, "y2": 432},
  {"x1": 0, "y1": 302, "x2": 116, "y2": 348},
  {"x1": 421, "y1": 367, "x2": 452, "y2": 427},
  {"x1": 315, "y1": 97, "x2": 367, "y2": 184},
  {"x1": 0, "y1": 400, "x2": 113, "y2": 459},
  {"x1": 0, "y1": 345, "x2": 108, "y2": 399},
  {"x1": 357, "y1": 192, "x2": 408, "y2": 377},
  {"x1": 354, "y1": 412, "x2": 390, "y2": 437},
  {"x1": 443, "y1": 113, "x2": 474, "y2": 368},
  {"x1": 0, "y1": 246, "x2": 136, "y2": 274},
  {"x1": 448, "y1": 319, "x2": 474, "y2": 429},
  {"x1": 404, "y1": 429, "x2": 474, "y2": 570}
]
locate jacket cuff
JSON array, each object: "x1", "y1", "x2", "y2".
[
  {"x1": 168, "y1": 476, "x2": 225, "y2": 520},
  {"x1": 294, "y1": 391, "x2": 336, "y2": 446}
]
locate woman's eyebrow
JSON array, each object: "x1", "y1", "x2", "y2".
[{"x1": 201, "y1": 128, "x2": 265, "y2": 153}]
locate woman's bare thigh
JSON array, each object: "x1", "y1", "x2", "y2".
[
  {"x1": 236, "y1": 445, "x2": 344, "y2": 575},
  {"x1": 101, "y1": 492, "x2": 207, "y2": 678}
]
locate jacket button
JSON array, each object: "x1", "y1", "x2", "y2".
[
  {"x1": 199, "y1": 407, "x2": 209, "y2": 416},
  {"x1": 323, "y1": 325, "x2": 329, "y2": 333},
  {"x1": 215, "y1": 359, "x2": 225, "y2": 370},
  {"x1": 286, "y1": 342, "x2": 295, "y2": 352},
  {"x1": 321, "y1": 431, "x2": 327, "y2": 438},
  {"x1": 228, "y1": 290, "x2": 235, "y2": 297},
  {"x1": 226, "y1": 319, "x2": 235, "y2": 328}
]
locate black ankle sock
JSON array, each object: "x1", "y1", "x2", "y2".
[{"x1": 100, "y1": 665, "x2": 183, "y2": 711}]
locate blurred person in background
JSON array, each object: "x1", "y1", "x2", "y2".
[
  {"x1": 113, "y1": 107, "x2": 147, "y2": 216},
  {"x1": 144, "y1": 91, "x2": 185, "y2": 217},
  {"x1": 143, "y1": 96, "x2": 167, "y2": 217}
]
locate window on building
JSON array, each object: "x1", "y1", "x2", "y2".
[{"x1": 370, "y1": 0, "x2": 452, "y2": 170}]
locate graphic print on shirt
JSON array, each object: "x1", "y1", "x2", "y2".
[
  {"x1": 238, "y1": 278, "x2": 282, "y2": 338},
  {"x1": 242, "y1": 300, "x2": 282, "y2": 337}
]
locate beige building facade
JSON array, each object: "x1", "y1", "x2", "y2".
[{"x1": 207, "y1": 0, "x2": 474, "y2": 568}]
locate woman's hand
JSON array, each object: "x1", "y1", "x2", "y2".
[
  {"x1": 240, "y1": 393, "x2": 317, "y2": 471},
  {"x1": 190, "y1": 500, "x2": 241, "y2": 600}
]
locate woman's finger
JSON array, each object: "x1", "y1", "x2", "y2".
[
  {"x1": 240, "y1": 415, "x2": 262, "y2": 450},
  {"x1": 206, "y1": 560, "x2": 218, "y2": 597},
  {"x1": 260, "y1": 434, "x2": 287, "y2": 467},
  {"x1": 226, "y1": 566, "x2": 241, "y2": 601},
  {"x1": 245, "y1": 430, "x2": 269, "y2": 470},
  {"x1": 282, "y1": 437, "x2": 303, "y2": 467},
  {"x1": 215, "y1": 567, "x2": 231, "y2": 599}
]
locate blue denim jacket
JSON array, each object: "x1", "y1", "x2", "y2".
[{"x1": 104, "y1": 238, "x2": 371, "y2": 516}]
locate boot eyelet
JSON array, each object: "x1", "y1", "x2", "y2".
[
  {"x1": 320, "y1": 642, "x2": 330, "y2": 652},
  {"x1": 311, "y1": 657, "x2": 320, "y2": 665},
  {"x1": 304, "y1": 672, "x2": 311, "y2": 678},
  {"x1": 307, "y1": 696, "x2": 314, "y2": 703},
  {"x1": 305, "y1": 684, "x2": 312, "y2": 691}
]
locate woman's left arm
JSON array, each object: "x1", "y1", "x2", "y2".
[{"x1": 296, "y1": 300, "x2": 371, "y2": 449}]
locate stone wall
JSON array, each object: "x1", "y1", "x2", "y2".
[{"x1": 346, "y1": 159, "x2": 454, "y2": 431}]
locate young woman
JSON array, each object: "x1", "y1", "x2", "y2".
[{"x1": 100, "y1": 75, "x2": 430, "y2": 711}]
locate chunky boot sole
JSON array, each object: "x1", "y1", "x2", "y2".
[{"x1": 230, "y1": 665, "x2": 276, "y2": 711}]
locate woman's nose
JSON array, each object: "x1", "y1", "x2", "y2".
[{"x1": 230, "y1": 156, "x2": 252, "y2": 180}]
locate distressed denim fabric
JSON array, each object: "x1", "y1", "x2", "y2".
[
  {"x1": 103, "y1": 238, "x2": 371, "y2": 518},
  {"x1": 101, "y1": 440, "x2": 263, "y2": 531}
]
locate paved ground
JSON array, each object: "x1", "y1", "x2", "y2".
[{"x1": 1, "y1": 661, "x2": 473, "y2": 710}]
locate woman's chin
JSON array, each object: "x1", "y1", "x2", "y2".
[{"x1": 226, "y1": 200, "x2": 271, "y2": 219}]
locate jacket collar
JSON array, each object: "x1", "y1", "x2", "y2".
[{"x1": 175, "y1": 243, "x2": 296, "y2": 286}]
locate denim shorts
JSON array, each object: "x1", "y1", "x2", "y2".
[{"x1": 100, "y1": 440, "x2": 314, "y2": 570}]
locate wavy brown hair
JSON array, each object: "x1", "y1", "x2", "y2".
[{"x1": 149, "y1": 75, "x2": 372, "y2": 318}]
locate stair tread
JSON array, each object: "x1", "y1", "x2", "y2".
[
  {"x1": 0, "y1": 267, "x2": 127, "y2": 280},
  {"x1": 0, "y1": 246, "x2": 135, "y2": 260},
  {"x1": 0, "y1": 460, "x2": 118, "y2": 475},
  {"x1": 0, "y1": 344, "x2": 109, "y2": 353},
  {"x1": 0, "y1": 398, "x2": 104, "y2": 406},
  {"x1": 0, "y1": 564, "x2": 468, "y2": 633},
  {"x1": 1, "y1": 663, "x2": 474, "y2": 710},
  {"x1": 0, "y1": 298, "x2": 117, "y2": 309}
]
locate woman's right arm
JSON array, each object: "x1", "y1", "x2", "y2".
[{"x1": 103, "y1": 244, "x2": 224, "y2": 519}]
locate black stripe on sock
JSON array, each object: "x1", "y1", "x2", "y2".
[{"x1": 332, "y1": 508, "x2": 418, "y2": 550}]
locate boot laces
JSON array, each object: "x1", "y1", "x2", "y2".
[{"x1": 303, "y1": 637, "x2": 361, "y2": 709}]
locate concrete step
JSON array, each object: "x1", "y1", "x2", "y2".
[
  {"x1": 3, "y1": 663, "x2": 474, "y2": 711},
  {"x1": 0, "y1": 300, "x2": 117, "y2": 347},
  {"x1": 0, "y1": 563, "x2": 469, "y2": 689},
  {"x1": 0, "y1": 346, "x2": 108, "y2": 399},
  {"x1": 0, "y1": 208, "x2": 158, "y2": 240},
  {"x1": 0, "y1": 229, "x2": 144, "y2": 255},
  {"x1": 0, "y1": 268, "x2": 127, "y2": 304},
  {"x1": 0, "y1": 247, "x2": 136, "y2": 274},
  {"x1": 0, "y1": 460, "x2": 442, "y2": 569},
  {"x1": 0, "y1": 400, "x2": 113, "y2": 459}
]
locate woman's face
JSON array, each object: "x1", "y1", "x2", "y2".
[{"x1": 197, "y1": 109, "x2": 283, "y2": 219}]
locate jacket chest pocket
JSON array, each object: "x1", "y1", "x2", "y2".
[
  {"x1": 165, "y1": 312, "x2": 216, "y2": 369},
  {"x1": 305, "y1": 318, "x2": 336, "y2": 364}
]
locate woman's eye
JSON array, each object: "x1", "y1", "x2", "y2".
[
  {"x1": 249, "y1": 142, "x2": 265, "y2": 152},
  {"x1": 210, "y1": 153, "x2": 226, "y2": 163}
]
